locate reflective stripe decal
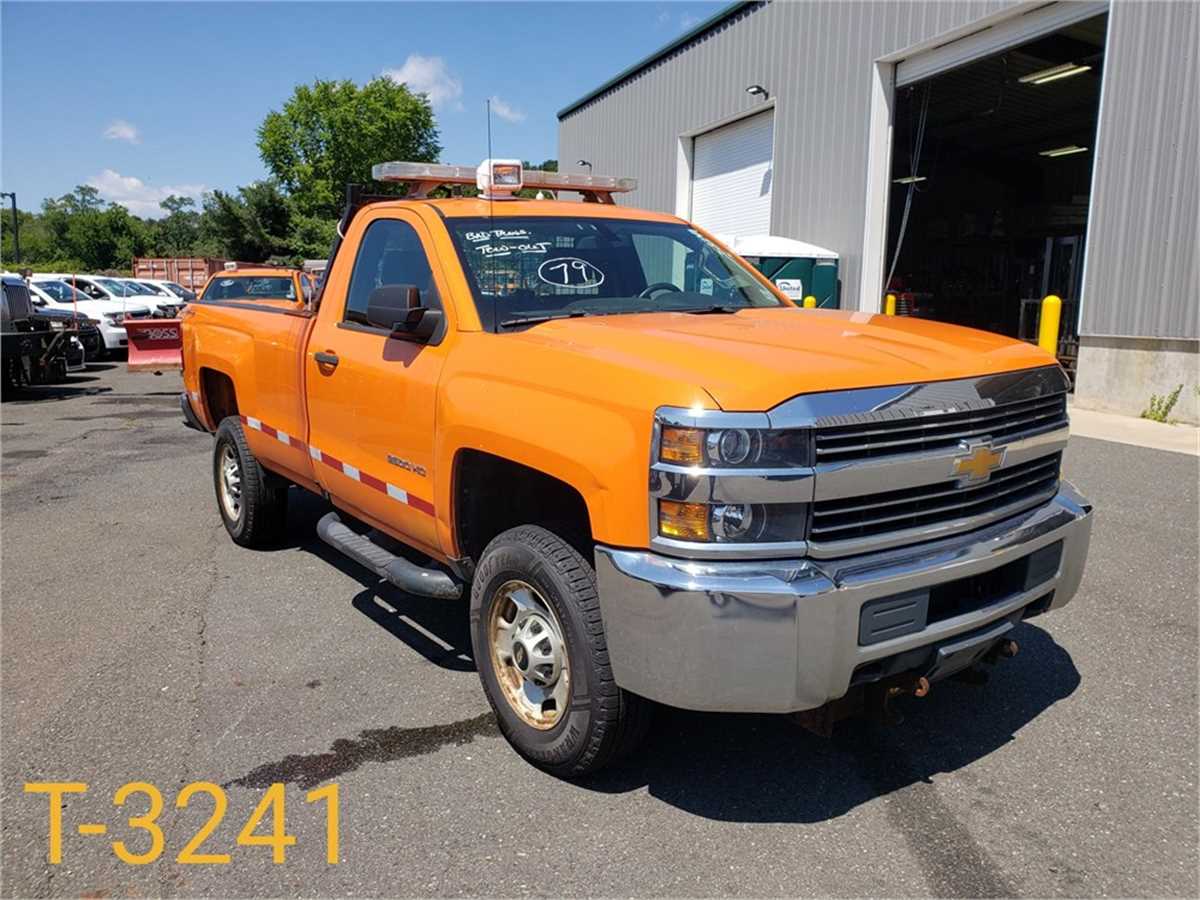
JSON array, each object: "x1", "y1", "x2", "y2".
[{"x1": 239, "y1": 415, "x2": 433, "y2": 517}]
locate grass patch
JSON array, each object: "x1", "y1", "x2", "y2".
[{"x1": 1141, "y1": 384, "x2": 1184, "y2": 423}]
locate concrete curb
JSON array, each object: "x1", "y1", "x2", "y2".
[{"x1": 1068, "y1": 400, "x2": 1200, "y2": 457}]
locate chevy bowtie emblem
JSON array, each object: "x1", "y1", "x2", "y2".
[{"x1": 953, "y1": 441, "x2": 1006, "y2": 483}]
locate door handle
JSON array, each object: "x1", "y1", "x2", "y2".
[{"x1": 314, "y1": 350, "x2": 340, "y2": 369}]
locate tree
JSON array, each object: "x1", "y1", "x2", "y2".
[
  {"x1": 199, "y1": 181, "x2": 293, "y2": 262},
  {"x1": 154, "y1": 195, "x2": 201, "y2": 256},
  {"x1": 257, "y1": 77, "x2": 441, "y2": 220}
]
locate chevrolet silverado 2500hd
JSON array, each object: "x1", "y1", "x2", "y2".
[{"x1": 180, "y1": 160, "x2": 1093, "y2": 776}]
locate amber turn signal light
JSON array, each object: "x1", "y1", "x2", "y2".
[
  {"x1": 660, "y1": 426, "x2": 704, "y2": 465},
  {"x1": 658, "y1": 500, "x2": 710, "y2": 541}
]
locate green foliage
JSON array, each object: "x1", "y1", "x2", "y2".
[
  {"x1": 286, "y1": 210, "x2": 338, "y2": 260},
  {"x1": 155, "y1": 195, "x2": 202, "y2": 256},
  {"x1": 257, "y1": 77, "x2": 441, "y2": 220},
  {"x1": 1141, "y1": 384, "x2": 1184, "y2": 423},
  {"x1": 199, "y1": 181, "x2": 294, "y2": 261}
]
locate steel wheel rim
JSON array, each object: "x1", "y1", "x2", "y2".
[
  {"x1": 218, "y1": 443, "x2": 243, "y2": 523},
  {"x1": 487, "y1": 579, "x2": 570, "y2": 730}
]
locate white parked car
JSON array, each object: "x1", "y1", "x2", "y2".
[
  {"x1": 132, "y1": 278, "x2": 196, "y2": 302},
  {"x1": 120, "y1": 279, "x2": 183, "y2": 312},
  {"x1": 29, "y1": 277, "x2": 152, "y2": 356},
  {"x1": 36, "y1": 274, "x2": 180, "y2": 318}
]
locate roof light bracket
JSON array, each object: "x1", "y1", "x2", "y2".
[{"x1": 371, "y1": 160, "x2": 637, "y2": 203}]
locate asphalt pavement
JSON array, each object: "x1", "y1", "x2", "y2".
[{"x1": 1, "y1": 363, "x2": 1197, "y2": 898}]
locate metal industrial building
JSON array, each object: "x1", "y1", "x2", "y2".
[{"x1": 558, "y1": 0, "x2": 1198, "y2": 422}]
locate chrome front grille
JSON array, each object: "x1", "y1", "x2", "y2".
[
  {"x1": 651, "y1": 368, "x2": 1072, "y2": 561},
  {"x1": 814, "y1": 393, "x2": 1068, "y2": 464},
  {"x1": 810, "y1": 453, "x2": 1061, "y2": 546}
]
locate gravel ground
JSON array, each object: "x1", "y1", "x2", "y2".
[{"x1": 1, "y1": 364, "x2": 1196, "y2": 898}]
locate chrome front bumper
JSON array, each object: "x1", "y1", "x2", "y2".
[{"x1": 595, "y1": 483, "x2": 1093, "y2": 713}]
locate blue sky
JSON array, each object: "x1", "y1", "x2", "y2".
[{"x1": 1, "y1": 1, "x2": 722, "y2": 217}]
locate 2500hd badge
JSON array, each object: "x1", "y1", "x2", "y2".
[{"x1": 179, "y1": 159, "x2": 1094, "y2": 777}]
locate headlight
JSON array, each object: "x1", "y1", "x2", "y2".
[
  {"x1": 105, "y1": 312, "x2": 125, "y2": 324},
  {"x1": 660, "y1": 425, "x2": 811, "y2": 468},
  {"x1": 49, "y1": 320, "x2": 66, "y2": 330},
  {"x1": 659, "y1": 500, "x2": 809, "y2": 543},
  {"x1": 654, "y1": 412, "x2": 814, "y2": 548}
]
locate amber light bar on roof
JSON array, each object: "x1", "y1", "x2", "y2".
[{"x1": 371, "y1": 160, "x2": 637, "y2": 203}]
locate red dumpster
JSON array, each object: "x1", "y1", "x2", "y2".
[{"x1": 124, "y1": 318, "x2": 183, "y2": 373}]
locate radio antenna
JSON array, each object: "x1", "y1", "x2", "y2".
[{"x1": 486, "y1": 98, "x2": 498, "y2": 324}]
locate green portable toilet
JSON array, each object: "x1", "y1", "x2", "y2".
[{"x1": 722, "y1": 235, "x2": 840, "y2": 308}]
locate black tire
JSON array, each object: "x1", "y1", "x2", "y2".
[
  {"x1": 212, "y1": 416, "x2": 288, "y2": 547},
  {"x1": 470, "y1": 525, "x2": 652, "y2": 777}
]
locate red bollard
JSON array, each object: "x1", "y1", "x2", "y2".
[{"x1": 124, "y1": 318, "x2": 183, "y2": 373}]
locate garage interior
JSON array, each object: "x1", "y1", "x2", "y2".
[{"x1": 885, "y1": 14, "x2": 1108, "y2": 373}]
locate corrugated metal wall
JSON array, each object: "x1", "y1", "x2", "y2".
[
  {"x1": 559, "y1": 0, "x2": 1198, "y2": 340},
  {"x1": 558, "y1": 0, "x2": 1018, "y2": 312},
  {"x1": 1080, "y1": 0, "x2": 1199, "y2": 339}
]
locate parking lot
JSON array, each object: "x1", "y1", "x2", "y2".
[{"x1": 1, "y1": 363, "x2": 1197, "y2": 898}]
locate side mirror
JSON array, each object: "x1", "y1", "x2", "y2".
[{"x1": 366, "y1": 284, "x2": 442, "y2": 342}]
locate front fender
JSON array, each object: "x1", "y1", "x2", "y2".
[{"x1": 435, "y1": 373, "x2": 654, "y2": 553}]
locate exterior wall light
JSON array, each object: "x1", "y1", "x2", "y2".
[{"x1": 745, "y1": 84, "x2": 769, "y2": 100}]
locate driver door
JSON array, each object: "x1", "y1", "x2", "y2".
[{"x1": 305, "y1": 210, "x2": 451, "y2": 557}]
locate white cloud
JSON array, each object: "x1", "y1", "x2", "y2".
[
  {"x1": 657, "y1": 9, "x2": 670, "y2": 25},
  {"x1": 103, "y1": 119, "x2": 141, "y2": 144},
  {"x1": 85, "y1": 169, "x2": 206, "y2": 219},
  {"x1": 489, "y1": 97, "x2": 526, "y2": 124},
  {"x1": 382, "y1": 54, "x2": 463, "y2": 110},
  {"x1": 680, "y1": 13, "x2": 701, "y2": 28}
]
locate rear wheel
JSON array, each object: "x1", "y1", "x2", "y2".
[
  {"x1": 213, "y1": 416, "x2": 288, "y2": 547},
  {"x1": 471, "y1": 525, "x2": 652, "y2": 777}
]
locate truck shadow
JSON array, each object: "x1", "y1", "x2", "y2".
[
  {"x1": 273, "y1": 489, "x2": 1079, "y2": 823},
  {"x1": 1, "y1": 382, "x2": 113, "y2": 403},
  {"x1": 581, "y1": 621, "x2": 1079, "y2": 823},
  {"x1": 279, "y1": 488, "x2": 475, "y2": 672}
]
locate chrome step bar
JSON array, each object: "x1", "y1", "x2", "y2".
[{"x1": 316, "y1": 512, "x2": 461, "y2": 600}]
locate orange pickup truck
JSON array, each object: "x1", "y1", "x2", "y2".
[{"x1": 181, "y1": 160, "x2": 1093, "y2": 776}]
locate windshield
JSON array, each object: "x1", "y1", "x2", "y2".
[
  {"x1": 164, "y1": 282, "x2": 193, "y2": 299},
  {"x1": 121, "y1": 280, "x2": 154, "y2": 294},
  {"x1": 34, "y1": 280, "x2": 90, "y2": 303},
  {"x1": 97, "y1": 278, "x2": 135, "y2": 296},
  {"x1": 203, "y1": 276, "x2": 296, "y2": 302},
  {"x1": 445, "y1": 216, "x2": 784, "y2": 330}
]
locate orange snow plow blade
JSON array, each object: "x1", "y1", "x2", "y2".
[{"x1": 124, "y1": 318, "x2": 183, "y2": 373}]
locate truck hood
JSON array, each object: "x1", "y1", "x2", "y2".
[{"x1": 507, "y1": 308, "x2": 1056, "y2": 411}]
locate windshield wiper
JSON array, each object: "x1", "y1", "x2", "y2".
[
  {"x1": 678, "y1": 304, "x2": 743, "y2": 315},
  {"x1": 498, "y1": 310, "x2": 590, "y2": 329}
]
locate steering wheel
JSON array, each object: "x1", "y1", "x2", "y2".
[{"x1": 639, "y1": 282, "x2": 682, "y2": 299}]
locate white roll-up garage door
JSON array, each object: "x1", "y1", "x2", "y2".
[{"x1": 690, "y1": 110, "x2": 774, "y2": 237}]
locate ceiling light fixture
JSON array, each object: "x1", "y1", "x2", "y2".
[
  {"x1": 893, "y1": 175, "x2": 927, "y2": 184},
  {"x1": 1019, "y1": 62, "x2": 1092, "y2": 84},
  {"x1": 1039, "y1": 144, "x2": 1089, "y2": 157}
]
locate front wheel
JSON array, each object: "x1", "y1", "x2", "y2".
[
  {"x1": 471, "y1": 525, "x2": 652, "y2": 777},
  {"x1": 212, "y1": 416, "x2": 288, "y2": 547}
]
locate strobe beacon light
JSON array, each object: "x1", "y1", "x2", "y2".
[{"x1": 477, "y1": 159, "x2": 524, "y2": 198}]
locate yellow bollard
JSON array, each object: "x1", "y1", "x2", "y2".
[
  {"x1": 1038, "y1": 294, "x2": 1062, "y2": 356},
  {"x1": 884, "y1": 293, "x2": 897, "y2": 316},
  {"x1": 803, "y1": 295, "x2": 817, "y2": 308}
]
